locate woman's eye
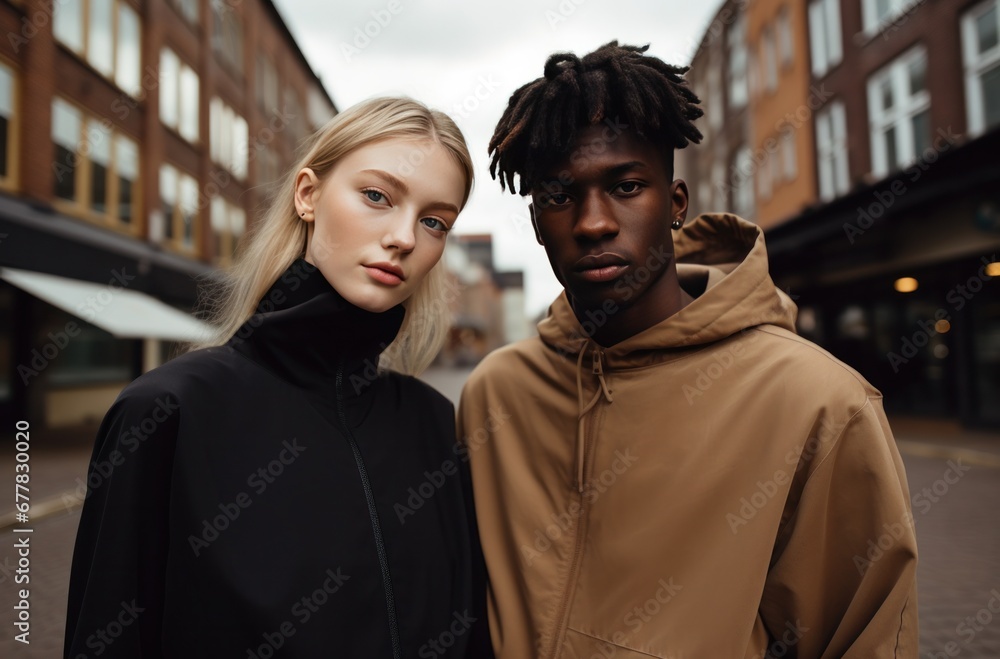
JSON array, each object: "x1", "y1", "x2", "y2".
[
  {"x1": 421, "y1": 217, "x2": 449, "y2": 232},
  {"x1": 363, "y1": 189, "x2": 386, "y2": 203}
]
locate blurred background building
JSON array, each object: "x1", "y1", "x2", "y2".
[{"x1": 678, "y1": 0, "x2": 1000, "y2": 428}]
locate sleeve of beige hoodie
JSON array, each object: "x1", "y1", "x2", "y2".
[{"x1": 757, "y1": 396, "x2": 918, "y2": 658}]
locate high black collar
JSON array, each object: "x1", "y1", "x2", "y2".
[{"x1": 226, "y1": 258, "x2": 405, "y2": 398}]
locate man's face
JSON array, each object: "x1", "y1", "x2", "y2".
[{"x1": 530, "y1": 125, "x2": 688, "y2": 319}]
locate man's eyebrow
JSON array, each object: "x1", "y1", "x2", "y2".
[
  {"x1": 361, "y1": 169, "x2": 409, "y2": 195},
  {"x1": 537, "y1": 160, "x2": 648, "y2": 188}
]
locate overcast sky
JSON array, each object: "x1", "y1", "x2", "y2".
[{"x1": 274, "y1": 0, "x2": 725, "y2": 317}]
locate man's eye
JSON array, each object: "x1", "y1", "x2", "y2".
[
  {"x1": 363, "y1": 189, "x2": 386, "y2": 203},
  {"x1": 615, "y1": 181, "x2": 642, "y2": 194},
  {"x1": 542, "y1": 193, "x2": 570, "y2": 207}
]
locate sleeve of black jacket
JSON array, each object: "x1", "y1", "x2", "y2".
[{"x1": 64, "y1": 379, "x2": 180, "y2": 658}]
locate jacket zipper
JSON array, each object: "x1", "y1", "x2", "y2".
[
  {"x1": 336, "y1": 359, "x2": 402, "y2": 659},
  {"x1": 548, "y1": 349, "x2": 609, "y2": 657}
]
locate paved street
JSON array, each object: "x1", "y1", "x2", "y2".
[{"x1": 0, "y1": 367, "x2": 998, "y2": 657}]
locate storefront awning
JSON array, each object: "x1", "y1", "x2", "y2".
[{"x1": 1, "y1": 266, "x2": 213, "y2": 342}]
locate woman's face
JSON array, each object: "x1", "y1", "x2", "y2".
[{"x1": 294, "y1": 138, "x2": 467, "y2": 313}]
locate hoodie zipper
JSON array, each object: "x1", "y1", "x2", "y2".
[
  {"x1": 549, "y1": 347, "x2": 611, "y2": 658},
  {"x1": 336, "y1": 359, "x2": 402, "y2": 659}
]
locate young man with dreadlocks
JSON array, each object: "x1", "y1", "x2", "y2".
[{"x1": 457, "y1": 42, "x2": 918, "y2": 658}]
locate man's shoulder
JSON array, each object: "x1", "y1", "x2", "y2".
[{"x1": 745, "y1": 324, "x2": 882, "y2": 404}]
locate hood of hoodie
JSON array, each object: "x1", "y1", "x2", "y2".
[{"x1": 537, "y1": 212, "x2": 798, "y2": 369}]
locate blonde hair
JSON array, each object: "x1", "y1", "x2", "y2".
[{"x1": 186, "y1": 97, "x2": 474, "y2": 375}]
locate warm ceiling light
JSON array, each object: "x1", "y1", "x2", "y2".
[
  {"x1": 935, "y1": 319, "x2": 951, "y2": 333},
  {"x1": 986, "y1": 262, "x2": 1000, "y2": 277},
  {"x1": 894, "y1": 277, "x2": 919, "y2": 293}
]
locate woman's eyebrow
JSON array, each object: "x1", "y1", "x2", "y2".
[{"x1": 361, "y1": 169, "x2": 409, "y2": 194}]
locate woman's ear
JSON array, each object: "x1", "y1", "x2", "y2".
[{"x1": 294, "y1": 167, "x2": 320, "y2": 222}]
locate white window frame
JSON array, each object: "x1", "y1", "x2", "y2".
[
  {"x1": 809, "y1": 0, "x2": 843, "y2": 77},
  {"x1": 209, "y1": 97, "x2": 248, "y2": 180},
  {"x1": 816, "y1": 101, "x2": 849, "y2": 201},
  {"x1": 867, "y1": 46, "x2": 931, "y2": 177},
  {"x1": 862, "y1": 0, "x2": 917, "y2": 36},
  {"x1": 962, "y1": 0, "x2": 1000, "y2": 136},
  {"x1": 160, "y1": 47, "x2": 200, "y2": 144},
  {"x1": 728, "y1": 13, "x2": 749, "y2": 110}
]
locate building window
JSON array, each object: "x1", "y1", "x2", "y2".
[
  {"x1": 54, "y1": 0, "x2": 141, "y2": 97},
  {"x1": 963, "y1": 0, "x2": 1000, "y2": 136},
  {"x1": 809, "y1": 0, "x2": 843, "y2": 77},
  {"x1": 728, "y1": 13, "x2": 749, "y2": 110},
  {"x1": 816, "y1": 101, "x2": 849, "y2": 201},
  {"x1": 209, "y1": 97, "x2": 248, "y2": 180},
  {"x1": 256, "y1": 54, "x2": 279, "y2": 114},
  {"x1": 160, "y1": 48, "x2": 199, "y2": 143},
  {"x1": 211, "y1": 0, "x2": 244, "y2": 74},
  {"x1": 867, "y1": 47, "x2": 931, "y2": 177},
  {"x1": 210, "y1": 196, "x2": 246, "y2": 265},
  {"x1": 862, "y1": 0, "x2": 913, "y2": 35},
  {"x1": 51, "y1": 97, "x2": 140, "y2": 230},
  {"x1": 256, "y1": 144, "x2": 281, "y2": 188},
  {"x1": 777, "y1": 6, "x2": 794, "y2": 69},
  {"x1": 307, "y1": 86, "x2": 335, "y2": 131},
  {"x1": 762, "y1": 27, "x2": 778, "y2": 93},
  {"x1": 0, "y1": 61, "x2": 18, "y2": 188},
  {"x1": 708, "y1": 65, "x2": 723, "y2": 132},
  {"x1": 780, "y1": 130, "x2": 797, "y2": 181},
  {"x1": 732, "y1": 146, "x2": 755, "y2": 219},
  {"x1": 159, "y1": 164, "x2": 199, "y2": 254},
  {"x1": 284, "y1": 86, "x2": 307, "y2": 146},
  {"x1": 169, "y1": 0, "x2": 198, "y2": 24},
  {"x1": 51, "y1": 98, "x2": 80, "y2": 202}
]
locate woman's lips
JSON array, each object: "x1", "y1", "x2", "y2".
[{"x1": 364, "y1": 266, "x2": 404, "y2": 285}]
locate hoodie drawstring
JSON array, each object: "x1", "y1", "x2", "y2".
[{"x1": 575, "y1": 343, "x2": 614, "y2": 493}]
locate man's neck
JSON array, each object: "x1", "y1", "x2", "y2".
[{"x1": 573, "y1": 276, "x2": 693, "y2": 348}]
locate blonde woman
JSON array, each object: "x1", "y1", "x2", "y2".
[{"x1": 65, "y1": 98, "x2": 491, "y2": 658}]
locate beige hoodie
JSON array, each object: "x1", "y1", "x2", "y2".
[{"x1": 458, "y1": 213, "x2": 918, "y2": 658}]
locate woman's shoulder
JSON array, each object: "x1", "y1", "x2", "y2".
[{"x1": 114, "y1": 345, "x2": 247, "y2": 408}]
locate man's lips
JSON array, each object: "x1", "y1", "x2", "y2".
[{"x1": 573, "y1": 253, "x2": 629, "y2": 283}]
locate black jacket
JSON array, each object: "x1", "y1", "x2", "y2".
[{"x1": 65, "y1": 258, "x2": 492, "y2": 658}]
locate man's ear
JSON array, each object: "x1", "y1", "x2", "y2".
[
  {"x1": 529, "y1": 202, "x2": 544, "y2": 246},
  {"x1": 670, "y1": 179, "x2": 690, "y2": 223}
]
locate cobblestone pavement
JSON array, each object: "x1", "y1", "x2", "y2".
[{"x1": 0, "y1": 368, "x2": 997, "y2": 657}]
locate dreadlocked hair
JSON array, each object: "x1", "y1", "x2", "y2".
[{"x1": 488, "y1": 41, "x2": 704, "y2": 195}]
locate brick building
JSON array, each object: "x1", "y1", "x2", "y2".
[{"x1": 0, "y1": 0, "x2": 336, "y2": 429}]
